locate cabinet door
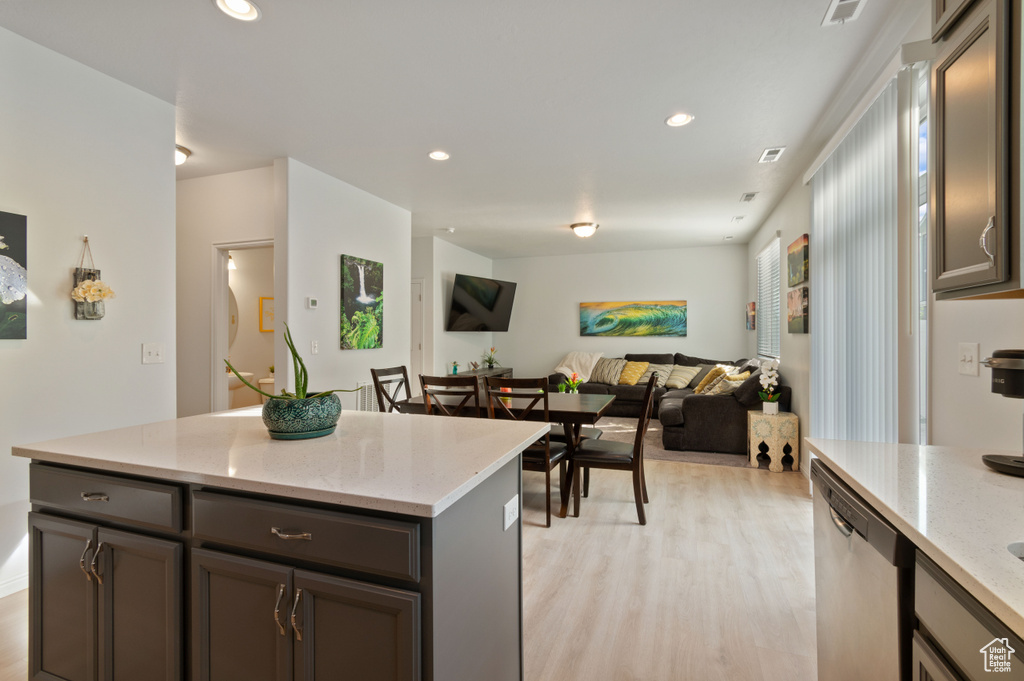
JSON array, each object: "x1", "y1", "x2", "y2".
[
  {"x1": 912, "y1": 631, "x2": 964, "y2": 681},
  {"x1": 94, "y1": 528, "x2": 182, "y2": 681},
  {"x1": 292, "y1": 570, "x2": 420, "y2": 681},
  {"x1": 29, "y1": 513, "x2": 97, "y2": 681},
  {"x1": 192, "y1": 548, "x2": 293, "y2": 681},
  {"x1": 931, "y1": 0, "x2": 1010, "y2": 293}
]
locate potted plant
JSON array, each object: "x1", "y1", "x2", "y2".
[
  {"x1": 758, "y1": 359, "x2": 781, "y2": 414},
  {"x1": 481, "y1": 347, "x2": 500, "y2": 369},
  {"x1": 558, "y1": 372, "x2": 583, "y2": 394},
  {"x1": 225, "y1": 324, "x2": 358, "y2": 440}
]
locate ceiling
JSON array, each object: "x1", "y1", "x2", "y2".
[{"x1": 0, "y1": 0, "x2": 923, "y2": 259}]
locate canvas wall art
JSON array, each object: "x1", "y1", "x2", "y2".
[
  {"x1": 787, "y1": 233, "x2": 809, "y2": 287},
  {"x1": 0, "y1": 211, "x2": 27, "y2": 339},
  {"x1": 746, "y1": 302, "x2": 756, "y2": 331},
  {"x1": 340, "y1": 254, "x2": 383, "y2": 349},
  {"x1": 787, "y1": 286, "x2": 809, "y2": 333},
  {"x1": 579, "y1": 301, "x2": 687, "y2": 337}
]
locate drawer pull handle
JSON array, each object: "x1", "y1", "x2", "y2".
[
  {"x1": 90, "y1": 542, "x2": 104, "y2": 585},
  {"x1": 980, "y1": 216, "x2": 996, "y2": 262},
  {"x1": 79, "y1": 540, "x2": 94, "y2": 582},
  {"x1": 273, "y1": 584, "x2": 287, "y2": 636},
  {"x1": 271, "y1": 527, "x2": 312, "y2": 541},
  {"x1": 290, "y1": 588, "x2": 303, "y2": 642},
  {"x1": 81, "y1": 492, "x2": 109, "y2": 502}
]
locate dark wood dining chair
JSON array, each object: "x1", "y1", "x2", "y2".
[
  {"x1": 419, "y1": 375, "x2": 481, "y2": 417},
  {"x1": 571, "y1": 374, "x2": 657, "y2": 525},
  {"x1": 485, "y1": 377, "x2": 568, "y2": 527},
  {"x1": 370, "y1": 366, "x2": 411, "y2": 413}
]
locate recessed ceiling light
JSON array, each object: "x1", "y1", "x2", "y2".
[
  {"x1": 429, "y1": 151, "x2": 450, "y2": 161},
  {"x1": 175, "y1": 145, "x2": 191, "y2": 166},
  {"x1": 215, "y1": 0, "x2": 261, "y2": 22},
  {"x1": 758, "y1": 147, "x2": 786, "y2": 163},
  {"x1": 446, "y1": 227, "x2": 455, "y2": 233},
  {"x1": 665, "y1": 113, "x2": 695, "y2": 127},
  {"x1": 570, "y1": 222, "x2": 599, "y2": 238}
]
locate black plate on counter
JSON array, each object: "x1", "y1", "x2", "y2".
[{"x1": 981, "y1": 455, "x2": 1024, "y2": 477}]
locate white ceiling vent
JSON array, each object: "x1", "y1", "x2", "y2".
[
  {"x1": 758, "y1": 147, "x2": 786, "y2": 164},
  {"x1": 822, "y1": 0, "x2": 865, "y2": 26}
]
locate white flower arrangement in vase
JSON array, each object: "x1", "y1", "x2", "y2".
[{"x1": 758, "y1": 359, "x2": 781, "y2": 414}]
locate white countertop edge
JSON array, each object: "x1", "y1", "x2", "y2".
[{"x1": 805, "y1": 438, "x2": 1024, "y2": 637}]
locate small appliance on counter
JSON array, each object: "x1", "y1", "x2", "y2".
[{"x1": 980, "y1": 349, "x2": 1024, "y2": 476}]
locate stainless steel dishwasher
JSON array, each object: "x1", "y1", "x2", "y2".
[{"x1": 811, "y1": 458, "x2": 915, "y2": 681}]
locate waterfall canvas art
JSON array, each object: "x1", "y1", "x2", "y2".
[
  {"x1": 579, "y1": 301, "x2": 687, "y2": 337},
  {"x1": 0, "y1": 211, "x2": 27, "y2": 339},
  {"x1": 340, "y1": 255, "x2": 383, "y2": 349}
]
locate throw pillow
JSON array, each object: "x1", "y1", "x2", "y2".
[
  {"x1": 733, "y1": 369, "x2": 764, "y2": 407},
  {"x1": 554, "y1": 351, "x2": 604, "y2": 383},
  {"x1": 618, "y1": 361, "x2": 650, "y2": 386},
  {"x1": 665, "y1": 365, "x2": 701, "y2": 389},
  {"x1": 694, "y1": 365, "x2": 736, "y2": 393},
  {"x1": 687, "y1": 364, "x2": 715, "y2": 389},
  {"x1": 706, "y1": 371, "x2": 752, "y2": 396},
  {"x1": 640, "y1": 363, "x2": 673, "y2": 388},
  {"x1": 590, "y1": 357, "x2": 628, "y2": 385}
]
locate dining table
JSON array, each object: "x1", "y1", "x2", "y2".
[{"x1": 397, "y1": 391, "x2": 617, "y2": 517}]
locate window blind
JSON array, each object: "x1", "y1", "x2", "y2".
[
  {"x1": 810, "y1": 79, "x2": 898, "y2": 443},
  {"x1": 756, "y1": 238, "x2": 780, "y2": 359}
]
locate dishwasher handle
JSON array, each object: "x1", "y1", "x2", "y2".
[{"x1": 830, "y1": 505, "x2": 855, "y2": 538}]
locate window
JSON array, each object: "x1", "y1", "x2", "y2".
[{"x1": 756, "y1": 237, "x2": 780, "y2": 359}]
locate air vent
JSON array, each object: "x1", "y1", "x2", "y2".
[
  {"x1": 731, "y1": 216, "x2": 745, "y2": 223},
  {"x1": 822, "y1": 0, "x2": 865, "y2": 26},
  {"x1": 740, "y1": 192, "x2": 758, "y2": 202},
  {"x1": 758, "y1": 147, "x2": 786, "y2": 164},
  {"x1": 356, "y1": 382, "x2": 379, "y2": 412}
]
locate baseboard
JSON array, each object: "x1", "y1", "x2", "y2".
[{"x1": 0, "y1": 572, "x2": 27, "y2": 598}]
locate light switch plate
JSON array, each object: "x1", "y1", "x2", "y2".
[
  {"x1": 503, "y1": 495, "x2": 520, "y2": 531},
  {"x1": 142, "y1": 343, "x2": 164, "y2": 365},
  {"x1": 959, "y1": 342, "x2": 980, "y2": 376}
]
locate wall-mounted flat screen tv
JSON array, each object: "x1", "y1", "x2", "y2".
[{"x1": 445, "y1": 273, "x2": 517, "y2": 332}]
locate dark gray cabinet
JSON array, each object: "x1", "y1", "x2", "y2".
[
  {"x1": 192, "y1": 548, "x2": 420, "y2": 681},
  {"x1": 912, "y1": 631, "x2": 962, "y2": 681},
  {"x1": 29, "y1": 513, "x2": 182, "y2": 681},
  {"x1": 934, "y1": 0, "x2": 981, "y2": 41}
]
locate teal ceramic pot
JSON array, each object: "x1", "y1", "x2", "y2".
[{"x1": 262, "y1": 393, "x2": 342, "y2": 440}]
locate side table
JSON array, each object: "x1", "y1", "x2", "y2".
[{"x1": 748, "y1": 410, "x2": 800, "y2": 473}]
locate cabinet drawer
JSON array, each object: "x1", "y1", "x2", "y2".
[
  {"x1": 192, "y1": 491, "x2": 420, "y2": 582},
  {"x1": 30, "y1": 463, "x2": 183, "y2": 533}
]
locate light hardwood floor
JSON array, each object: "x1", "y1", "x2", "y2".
[{"x1": 0, "y1": 460, "x2": 815, "y2": 681}]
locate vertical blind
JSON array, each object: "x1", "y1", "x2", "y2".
[
  {"x1": 756, "y1": 237, "x2": 780, "y2": 358},
  {"x1": 810, "y1": 79, "x2": 898, "y2": 443}
]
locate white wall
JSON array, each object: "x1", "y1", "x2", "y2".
[
  {"x1": 747, "y1": 180, "x2": 813, "y2": 474},
  {"x1": 493, "y1": 246, "x2": 749, "y2": 377},
  {"x1": 176, "y1": 166, "x2": 275, "y2": 417},
  {"x1": 227, "y1": 246, "x2": 275, "y2": 408},
  {"x1": 278, "y1": 159, "x2": 411, "y2": 409},
  {"x1": 0, "y1": 27, "x2": 177, "y2": 596},
  {"x1": 430, "y1": 238, "x2": 495, "y2": 375},
  {"x1": 411, "y1": 237, "x2": 435, "y2": 376},
  {"x1": 930, "y1": 298, "x2": 1024, "y2": 449}
]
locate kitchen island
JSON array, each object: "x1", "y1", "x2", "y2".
[
  {"x1": 14, "y1": 407, "x2": 547, "y2": 681},
  {"x1": 808, "y1": 438, "x2": 1024, "y2": 679}
]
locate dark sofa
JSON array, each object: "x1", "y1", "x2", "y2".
[{"x1": 549, "y1": 352, "x2": 790, "y2": 455}]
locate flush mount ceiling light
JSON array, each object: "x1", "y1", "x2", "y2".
[
  {"x1": 174, "y1": 145, "x2": 191, "y2": 166},
  {"x1": 570, "y1": 222, "x2": 599, "y2": 238},
  {"x1": 429, "y1": 151, "x2": 450, "y2": 161},
  {"x1": 665, "y1": 113, "x2": 695, "y2": 127},
  {"x1": 215, "y1": 0, "x2": 261, "y2": 21}
]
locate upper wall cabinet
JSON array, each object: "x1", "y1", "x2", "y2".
[
  {"x1": 930, "y1": 0, "x2": 1024, "y2": 299},
  {"x1": 934, "y1": 0, "x2": 981, "y2": 40}
]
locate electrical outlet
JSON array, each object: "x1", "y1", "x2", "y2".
[
  {"x1": 959, "y1": 342, "x2": 980, "y2": 376},
  {"x1": 142, "y1": 343, "x2": 164, "y2": 365},
  {"x1": 503, "y1": 495, "x2": 520, "y2": 531},
  {"x1": 311, "y1": 340, "x2": 319, "y2": 355}
]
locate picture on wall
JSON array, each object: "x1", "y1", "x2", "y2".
[
  {"x1": 340, "y1": 254, "x2": 383, "y2": 349},
  {"x1": 787, "y1": 233, "x2": 809, "y2": 287},
  {"x1": 580, "y1": 301, "x2": 687, "y2": 337},
  {"x1": 746, "y1": 302, "x2": 756, "y2": 331},
  {"x1": 0, "y1": 211, "x2": 28, "y2": 339},
  {"x1": 787, "y1": 286, "x2": 809, "y2": 333}
]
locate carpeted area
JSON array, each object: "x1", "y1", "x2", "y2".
[{"x1": 595, "y1": 416, "x2": 790, "y2": 470}]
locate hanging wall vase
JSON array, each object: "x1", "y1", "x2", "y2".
[{"x1": 71, "y1": 237, "x2": 115, "y2": 320}]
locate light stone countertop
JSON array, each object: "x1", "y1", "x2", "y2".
[
  {"x1": 807, "y1": 438, "x2": 1024, "y2": 636},
  {"x1": 13, "y1": 408, "x2": 548, "y2": 518}
]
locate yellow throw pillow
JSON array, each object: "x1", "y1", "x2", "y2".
[
  {"x1": 694, "y1": 365, "x2": 728, "y2": 393},
  {"x1": 706, "y1": 371, "x2": 751, "y2": 396},
  {"x1": 618, "y1": 361, "x2": 650, "y2": 386}
]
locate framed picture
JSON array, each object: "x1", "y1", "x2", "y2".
[
  {"x1": 746, "y1": 302, "x2": 756, "y2": 331},
  {"x1": 787, "y1": 287, "x2": 809, "y2": 333},
  {"x1": 340, "y1": 255, "x2": 383, "y2": 349},
  {"x1": 579, "y1": 301, "x2": 687, "y2": 337},
  {"x1": 259, "y1": 296, "x2": 274, "y2": 332},
  {"x1": 787, "y1": 234, "x2": 809, "y2": 287},
  {"x1": 0, "y1": 211, "x2": 27, "y2": 339}
]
